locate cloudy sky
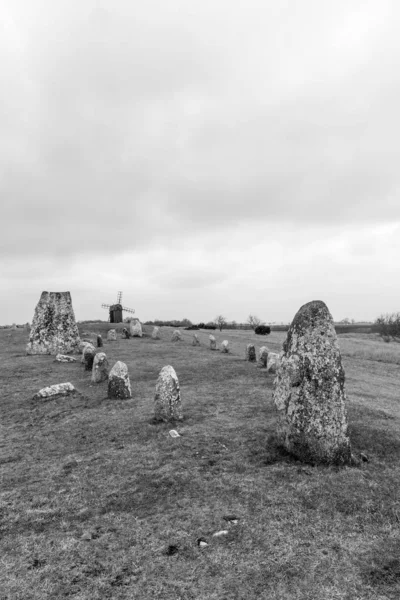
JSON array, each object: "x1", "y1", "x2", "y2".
[{"x1": 2, "y1": 0, "x2": 400, "y2": 325}]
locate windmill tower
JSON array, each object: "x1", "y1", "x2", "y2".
[{"x1": 101, "y1": 291, "x2": 135, "y2": 323}]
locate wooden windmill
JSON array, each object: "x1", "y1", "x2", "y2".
[{"x1": 101, "y1": 291, "x2": 135, "y2": 323}]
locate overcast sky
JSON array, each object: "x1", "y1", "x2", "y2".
[{"x1": 2, "y1": 0, "x2": 400, "y2": 325}]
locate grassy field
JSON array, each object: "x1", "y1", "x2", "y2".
[{"x1": 1, "y1": 324, "x2": 400, "y2": 599}]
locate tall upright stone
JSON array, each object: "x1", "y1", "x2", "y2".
[
  {"x1": 152, "y1": 326, "x2": 161, "y2": 339},
  {"x1": 26, "y1": 291, "x2": 81, "y2": 355},
  {"x1": 245, "y1": 344, "x2": 256, "y2": 362},
  {"x1": 107, "y1": 329, "x2": 117, "y2": 341},
  {"x1": 209, "y1": 335, "x2": 217, "y2": 350},
  {"x1": 97, "y1": 334, "x2": 103, "y2": 348},
  {"x1": 221, "y1": 340, "x2": 229, "y2": 353},
  {"x1": 192, "y1": 334, "x2": 200, "y2": 346},
  {"x1": 130, "y1": 320, "x2": 143, "y2": 338},
  {"x1": 258, "y1": 346, "x2": 269, "y2": 367},
  {"x1": 273, "y1": 300, "x2": 352, "y2": 465},
  {"x1": 91, "y1": 352, "x2": 109, "y2": 383},
  {"x1": 171, "y1": 330, "x2": 182, "y2": 342},
  {"x1": 154, "y1": 365, "x2": 183, "y2": 422},
  {"x1": 83, "y1": 344, "x2": 96, "y2": 371},
  {"x1": 122, "y1": 327, "x2": 130, "y2": 339},
  {"x1": 108, "y1": 361, "x2": 132, "y2": 399}
]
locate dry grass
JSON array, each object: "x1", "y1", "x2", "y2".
[{"x1": 1, "y1": 325, "x2": 400, "y2": 599}]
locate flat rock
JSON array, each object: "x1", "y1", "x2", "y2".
[
  {"x1": 154, "y1": 365, "x2": 183, "y2": 422},
  {"x1": 55, "y1": 354, "x2": 78, "y2": 363},
  {"x1": 273, "y1": 300, "x2": 352, "y2": 465},
  {"x1": 91, "y1": 352, "x2": 109, "y2": 383},
  {"x1": 33, "y1": 382, "x2": 76, "y2": 401},
  {"x1": 108, "y1": 361, "x2": 132, "y2": 399}
]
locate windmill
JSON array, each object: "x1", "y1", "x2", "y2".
[{"x1": 101, "y1": 291, "x2": 135, "y2": 323}]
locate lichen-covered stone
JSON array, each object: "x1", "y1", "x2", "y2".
[
  {"x1": 26, "y1": 291, "x2": 81, "y2": 355},
  {"x1": 97, "y1": 334, "x2": 103, "y2": 348},
  {"x1": 152, "y1": 326, "x2": 161, "y2": 339},
  {"x1": 108, "y1": 361, "x2": 132, "y2": 399},
  {"x1": 83, "y1": 344, "x2": 96, "y2": 371},
  {"x1": 273, "y1": 300, "x2": 352, "y2": 465},
  {"x1": 209, "y1": 335, "x2": 217, "y2": 350},
  {"x1": 81, "y1": 342, "x2": 94, "y2": 363},
  {"x1": 107, "y1": 329, "x2": 117, "y2": 341},
  {"x1": 171, "y1": 330, "x2": 182, "y2": 342},
  {"x1": 266, "y1": 352, "x2": 281, "y2": 374},
  {"x1": 122, "y1": 327, "x2": 130, "y2": 339},
  {"x1": 154, "y1": 365, "x2": 182, "y2": 422},
  {"x1": 258, "y1": 346, "x2": 269, "y2": 367},
  {"x1": 130, "y1": 320, "x2": 143, "y2": 338},
  {"x1": 221, "y1": 340, "x2": 229, "y2": 353},
  {"x1": 192, "y1": 334, "x2": 200, "y2": 346},
  {"x1": 33, "y1": 382, "x2": 75, "y2": 401},
  {"x1": 55, "y1": 354, "x2": 78, "y2": 363},
  {"x1": 91, "y1": 352, "x2": 109, "y2": 383},
  {"x1": 245, "y1": 344, "x2": 256, "y2": 362}
]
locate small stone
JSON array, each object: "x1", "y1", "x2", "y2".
[
  {"x1": 360, "y1": 452, "x2": 369, "y2": 462},
  {"x1": 122, "y1": 327, "x2": 130, "y2": 339},
  {"x1": 197, "y1": 538, "x2": 208, "y2": 547},
  {"x1": 81, "y1": 531, "x2": 92, "y2": 541},
  {"x1": 55, "y1": 354, "x2": 77, "y2": 363},
  {"x1": 130, "y1": 319, "x2": 143, "y2": 338},
  {"x1": 209, "y1": 335, "x2": 217, "y2": 350},
  {"x1": 166, "y1": 544, "x2": 179, "y2": 556},
  {"x1": 258, "y1": 346, "x2": 269, "y2": 367},
  {"x1": 107, "y1": 329, "x2": 117, "y2": 341},
  {"x1": 212, "y1": 530, "x2": 228, "y2": 537},
  {"x1": 221, "y1": 340, "x2": 229, "y2": 353},
  {"x1": 171, "y1": 330, "x2": 182, "y2": 342},
  {"x1": 154, "y1": 365, "x2": 183, "y2": 422},
  {"x1": 91, "y1": 352, "x2": 109, "y2": 383},
  {"x1": 169, "y1": 429, "x2": 181, "y2": 438},
  {"x1": 152, "y1": 326, "x2": 161, "y2": 339},
  {"x1": 192, "y1": 334, "x2": 200, "y2": 346},
  {"x1": 33, "y1": 382, "x2": 75, "y2": 401},
  {"x1": 96, "y1": 334, "x2": 103, "y2": 348},
  {"x1": 245, "y1": 344, "x2": 256, "y2": 362},
  {"x1": 83, "y1": 344, "x2": 96, "y2": 371},
  {"x1": 108, "y1": 361, "x2": 132, "y2": 399},
  {"x1": 223, "y1": 515, "x2": 239, "y2": 523}
]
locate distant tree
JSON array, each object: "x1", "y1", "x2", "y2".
[
  {"x1": 247, "y1": 315, "x2": 264, "y2": 330},
  {"x1": 181, "y1": 318, "x2": 192, "y2": 327},
  {"x1": 375, "y1": 313, "x2": 400, "y2": 339},
  {"x1": 215, "y1": 315, "x2": 227, "y2": 331},
  {"x1": 255, "y1": 325, "x2": 271, "y2": 335}
]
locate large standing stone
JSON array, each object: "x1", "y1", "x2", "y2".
[
  {"x1": 81, "y1": 342, "x2": 94, "y2": 363},
  {"x1": 192, "y1": 334, "x2": 200, "y2": 346},
  {"x1": 245, "y1": 344, "x2": 256, "y2": 362},
  {"x1": 171, "y1": 330, "x2": 182, "y2": 342},
  {"x1": 108, "y1": 361, "x2": 132, "y2": 399},
  {"x1": 107, "y1": 329, "x2": 117, "y2": 341},
  {"x1": 154, "y1": 365, "x2": 183, "y2": 422},
  {"x1": 258, "y1": 346, "x2": 269, "y2": 367},
  {"x1": 83, "y1": 344, "x2": 96, "y2": 371},
  {"x1": 152, "y1": 326, "x2": 161, "y2": 340},
  {"x1": 91, "y1": 352, "x2": 109, "y2": 383},
  {"x1": 26, "y1": 291, "x2": 81, "y2": 355},
  {"x1": 221, "y1": 340, "x2": 229, "y2": 353},
  {"x1": 130, "y1": 320, "x2": 143, "y2": 338},
  {"x1": 122, "y1": 327, "x2": 130, "y2": 339},
  {"x1": 209, "y1": 335, "x2": 217, "y2": 350},
  {"x1": 273, "y1": 300, "x2": 352, "y2": 465}
]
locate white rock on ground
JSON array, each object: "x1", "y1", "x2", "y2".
[
  {"x1": 55, "y1": 354, "x2": 78, "y2": 363},
  {"x1": 33, "y1": 382, "x2": 76, "y2": 401}
]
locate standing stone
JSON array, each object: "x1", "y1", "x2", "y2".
[
  {"x1": 130, "y1": 319, "x2": 143, "y2": 338},
  {"x1": 192, "y1": 334, "x2": 200, "y2": 346},
  {"x1": 209, "y1": 335, "x2": 217, "y2": 350},
  {"x1": 81, "y1": 342, "x2": 94, "y2": 362},
  {"x1": 152, "y1": 326, "x2": 161, "y2": 340},
  {"x1": 97, "y1": 334, "x2": 103, "y2": 348},
  {"x1": 91, "y1": 352, "x2": 109, "y2": 383},
  {"x1": 273, "y1": 300, "x2": 352, "y2": 465},
  {"x1": 122, "y1": 327, "x2": 130, "y2": 339},
  {"x1": 245, "y1": 344, "x2": 256, "y2": 362},
  {"x1": 83, "y1": 344, "x2": 96, "y2": 371},
  {"x1": 266, "y1": 352, "x2": 281, "y2": 374},
  {"x1": 108, "y1": 361, "x2": 132, "y2": 399},
  {"x1": 154, "y1": 365, "x2": 183, "y2": 422},
  {"x1": 258, "y1": 346, "x2": 269, "y2": 367},
  {"x1": 11, "y1": 323, "x2": 17, "y2": 330},
  {"x1": 171, "y1": 330, "x2": 182, "y2": 342},
  {"x1": 221, "y1": 340, "x2": 229, "y2": 353},
  {"x1": 26, "y1": 291, "x2": 81, "y2": 355},
  {"x1": 107, "y1": 329, "x2": 117, "y2": 341},
  {"x1": 55, "y1": 354, "x2": 78, "y2": 363}
]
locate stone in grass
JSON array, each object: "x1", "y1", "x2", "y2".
[
  {"x1": 245, "y1": 344, "x2": 256, "y2": 362},
  {"x1": 108, "y1": 361, "x2": 132, "y2": 399},
  {"x1": 221, "y1": 340, "x2": 229, "y2": 353},
  {"x1": 192, "y1": 334, "x2": 200, "y2": 346},
  {"x1": 258, "y1": 346, "x2": 269, "y2": 367},
  {"x1": 33, "y1": 382, "x2": 75, "y2": 401},
  {"x1": 122, "y1": 327, "x2": 130, "y2": 339},
  {"x1": 107, "y1": 329, "x2": 117, "y2": 341},
  {"x1": 171, "y1": 330, "x2": 182, "y2": 342},
  {"x1": 83, "y1": 344, "x2": 96, "y2": 371},
  {"x1": 209, "y1": 335, "x2": 217, "y2": 350},
  {"x1": 152, "y1": 326, "x2": 161, "y2": 340},
  {"x1": 130, "y1": 319, "x2": 143, "y2": 338},
  {"x1": 91, "y1": 352, "x2": 109, "y2": 383},
  {"x1": 97, "y1": 334, "x2": 103, "y2": 348},
  {"x1": 55, "y1": 354, "x2": 78, "y2": 363},
  {"x1": 273, "y1": 300, "x2": 352, "y2": 465},
  {"x1": 154, "y1": 365, "x2": 183, "y2": 422},
  {"x1": 266, "y1": 352, "x2": 280, "y2": 374}
]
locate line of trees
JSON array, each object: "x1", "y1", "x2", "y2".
[
  {"x1": 143, "y1": 314, "x2": 270, "y2": 332},
  {"x1": 374, "y1": 313, "x2": 400, "y2": 339}
]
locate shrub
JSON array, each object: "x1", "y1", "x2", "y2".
[
  {"x1": 375, "y1": 313, "x2": 400, "y2": 339},
  {"x1": 255, "y1": 325, "x2": 271, "y2": 335},
  {"x1": 197, "y1": 323, "x2": 205, "y2": 329}
]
